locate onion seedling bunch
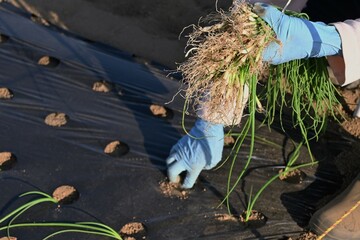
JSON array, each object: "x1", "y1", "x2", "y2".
[{"x1": 179, "y1": 1, "x2": 342, "y2": 218}]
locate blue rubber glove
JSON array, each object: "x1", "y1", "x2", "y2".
[
  {"x1": 253, "y1": 3, "x2": 342, "y2": 64},
  {"x1": 166, "y1": 119, "x2": 224, "y2": 189}
]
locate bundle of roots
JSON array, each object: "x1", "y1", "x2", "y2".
[{"x1": 179, "y1": 1, "x2": 275, "y2": 125}]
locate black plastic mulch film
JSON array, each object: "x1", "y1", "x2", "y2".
[{"x1": 0, "y1": 2, "x2": 351, "y2": 240}]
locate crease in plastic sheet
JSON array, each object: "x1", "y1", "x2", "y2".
[{"x1": 0, "y1": 3, "x2": 350, "y2": 240}]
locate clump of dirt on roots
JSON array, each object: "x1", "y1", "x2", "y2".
[
  {"x1": 279, "y1": 168, "x2": 307, "y2": 184},
  {"x1": 52, "y1": 185, "x2": 79, "y2": 204},
  {"x1": 44, "y1": 113, "x2": 68, "y2": 127},
  {"x1": 0, "y1": 87, "x2": 13, "y2": 99},
  {"x1": 178, "y1": 2, "x2": 275, "y2": 125}
]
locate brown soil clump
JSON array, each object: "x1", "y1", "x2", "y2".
[
  {"x1": 38, "y1": 56, "x2": 60, "y2": 67},
  {"x1": 0, "y1": 87, "x2": 13, "y2": 99},
  {"x1": 0, "y1": 152, "x2": 16, "y2": 170},
  {"x1": 150, "y1": 104, "x2": 167, "y2": 117},
  {"x1": 159, "y1": 179, "x2": 189, "y2": 199},
  {"x1": 279, "y1": 168, "x2": 306, "y2": 184},
  {"x1": 224, "y1": 135, "x2": 235, "y2": 147},
  {"x1": 52, "y1": 185, "x2": 79, "y2": 204},
  {"x1": 287, "y1": 231, "x2": 318, "y2": 240},
  {"x1": 92, "y1": 81, "x2": 112, "y2": 93},
  {"x1": 120, "y1": 222, "x2": 146, "y2": 239},
  {"x1": 214, "y1": 213, "x2": 238, "y2": 222},
  {"x1": 0, "y1": 237, "x2": 17, "y2": 240},
  {"x1": 104, "y1": 140, "x2": 121, "y2": 154},
  {"x1": 44, "y1": 113, "x2": 68, "y2": 127},
  {"x1": 240, "y1": 210, "x2": 266, "y2": 222}
]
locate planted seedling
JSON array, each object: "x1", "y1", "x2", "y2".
[{"x1": 0, "y1": 190, "x2": 122, "y2": 239}]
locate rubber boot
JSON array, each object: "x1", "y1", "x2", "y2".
[{"x1": 309, "y1": 173, "x2": 360, "y2": 239}]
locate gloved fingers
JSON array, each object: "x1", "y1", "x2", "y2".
[
  {"x1": 166, "y1": 154, "x2": 177, "y2": 166},
  {"x1": 167, "y1": 159, "x2": 186, "y2": 183},
  {"x1": 253, "y1": 3, "x2": 284, "y2": 33},
  {"x1": 182, "y1": 167, "x2": 203, "y2": 189}
]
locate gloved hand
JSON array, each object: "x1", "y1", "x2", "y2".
[
  {"x1": 166, "y1": 119, "x2": 224, "y2": 189},
  {"x1": 253, "y1": 3, "x2": 342, "y2": 64}
]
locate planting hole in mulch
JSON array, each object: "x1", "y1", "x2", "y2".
[
  {"x1": 279, "y1": 168, "x2": 307, "y2": 184},
  {"x1": 0, "y1": 152, "x2": 16, "y2": 171},
  {"x1": 0, "y1": 237, "x2": 17, "y2": 240},
  {"x1": 149, "y1": 104, "x2": 173, "y2": 119},
  {"x1": 240, "y1": 210, "x2": 267, "y2": 228},
  {"x1": 44, "y1": 112, "x2": 68, "y2": 127},
  {"x1": 104, "y1": 140, "x2": 129, "y2": 157},
  {"x1": 159, "y1": 179, "x2": 189, "y2": 200},
  {"x1": 30, "y1": 13, "x2": 50, "y2": 26},
  {"x1": 0, "y1": 34, "x2": 9, "y2": 43},
  {"x1": 0, "y1": 87, "x2": 13, "y2": 99},
  {"x1": 52, "y1": 185, "x2": 79, "y2": 204},
  {"x1": 119, "y1": 222, "x2": 146, "y2": 239},
  {"x1": 224, "y1": 135, "x2": 235, "y2": 148},
  {"x1": 92, "y1": 81, "x2": 112, "y2": 93},
  {"x1": 37, "y1": 56, "x2": 60, "y2": 68}
]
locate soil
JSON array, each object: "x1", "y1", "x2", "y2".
[
  {"x1": 338, "y1": 87, "x2": 360, "y2": 138},
  {"x1": 240, "y1": 210, "x2": 267, "y2": 228},
  {"x1": 159, "y1": 179, "x2": 189, "y2": 200},
  {"x1": 37, "y1": 56, "x2": 60, "y2": 67},
  {"x1": 214, "y1": 213, "x2": 239, "y2": 222},
  {"x1": 103, "y1": 140, "x2": 129, "y2": 157},
  {"x1": 149, "y1": 104, "x2": 167, "y2": 118},
  {"x1": 224, "y1": 135, "x2": 235, "y2": 147},
  {"x1": 44, "y1": 113, "x2": 68, "y2": 127},
  {"x1": 52, "y1": 185, "x2": 79, "y2": 204},
  {"x1": 278, "y1": 168, "x2": 307, "y2": 184},
  {"x1": 119, "y1": 222, "x2": 146, "y2": 239},
  {"x1": 0, "y1": 152, "x2": 16, "y2": 170},
  {"x1": 92, "y1": 81, "x2": 112, "y2": 93},
  {"x1": 0, "y1": 87, "x2": 13, "y2": 99},
  {"x1": 286, "y1": 231, "x2": 318, "y2": 240}
]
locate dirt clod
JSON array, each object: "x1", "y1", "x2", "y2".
[
  {"x1": 0, "y1": 87, "x2": 13, "y2": 99},
  {"x1": 214, "y1": 213, "x2": 238, "y2": 222},
  {"x1": 287, "y1": 231, "x2": 318, "y2": 240},
  {"x1": 52, "y1": 185, "x2": 79, "y2": 204},
  {"x1": 104, "y1": 141, "x2": 121, "y2": 154},
  {"x1": 150, "y1": 104, "x2": 167, "y2": 117},
  {"x1": 279, "y1": 168, "x2": 307, "y2": 184},
  {"x1": 44, "y1": 113, "x2": 68, "y2": 127},
  {"x1": 240, "y1": 210, "x2": 267, "y2": 228},
  {"x1": 0, "y1": 237, "x2": 17, "y2": 240},
  {"x1": 0, "y1": 152, "x2": 16, "y2": 170},
  {"x1": 159, "y1": 179, "x2": 189, "y2": 199},
  {"x1": 38, "y1": 56, "x2": 60, "y2": 67},
  {"x1": 92, "y1": 81, "x2": 112, "y2": 93},
  {"x1": 224, "y1": 136, "x2": 235, "y2": 147},
  {"x1": 120, "y1": 222, "x2": 146, "y2": 238}
]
